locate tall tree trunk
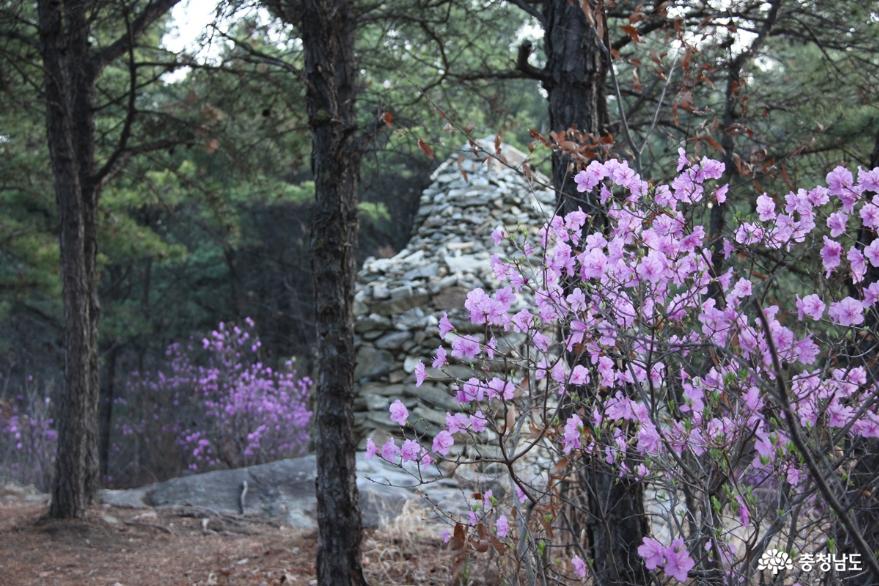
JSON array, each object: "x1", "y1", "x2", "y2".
[
  {"x1": 299, "y1": 1, "x2": 367, "y2": 583},
  {"x1": 37, "y1": 0, "x2": 179, "y2": 518},
  {"x1": 544, "y1": 0, "x2": 608, "y2": 220},
  {"x1": 542, "y1": 2, "x2": 648, "y2": 583},
  {"x1": 38, "y1": 0, "x2": 100, "y2": 519}
]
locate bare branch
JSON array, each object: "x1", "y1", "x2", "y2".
[{"x1": 91, "y1": 0, "x2": 183, "y2": 73}]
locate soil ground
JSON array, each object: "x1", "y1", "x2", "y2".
[{"x1": 0, "y1": 489, "x2": 490, "y2": 586}]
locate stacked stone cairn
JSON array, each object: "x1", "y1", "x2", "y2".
[{"x1": 353, "y1": 139, "x2": 557, "y2": 452}]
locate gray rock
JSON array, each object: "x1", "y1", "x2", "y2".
[
  {"x1": 444, "y1": 254, "x2": 483, "y2": 274},
  {"x1": 403, "y1": 262, "x2": 439, "y2": 281},
  {"x1": 374, "y1": 331, "x2": 411, "y2": 350},
  {"x1": 355, "y1": 346, "x2": 395, "y2": 380},
  {"x1": 432, "y1": 285, "x2": 469, "y2": 310},
  {"x1": 101, "y1": 454, "x2": 451, "y2": 530}
]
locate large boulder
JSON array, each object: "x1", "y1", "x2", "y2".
[{"x1": 100, "y1": 453, "x2": 467, "y2": 530}]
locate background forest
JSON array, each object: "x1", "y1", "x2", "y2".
[
  {"x1": 0, "y1": 0, "x2": 878, "y2": 583},
  {"x1": 2, "y1": 0, "x2": 876, "y2": 487}
]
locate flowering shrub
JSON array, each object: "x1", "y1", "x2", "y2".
[
  {"x1": 367, "y1": 153, "x2": 879, "y2": 583},
  {"x1": 111, "y1": 319, "x2": 311, "y2": 482},
  {"x1": 0, "y1": 375, "x2": 57, "y2": 491}
]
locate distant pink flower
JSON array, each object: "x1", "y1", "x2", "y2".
[
  {"x1": 469, "y1": 411, "x2": 487, "y2": 433},
  {"x1": 796, "y1": 294, "x2": 825, "y2": 321},
  {"x1": 864, "y1": 282, "x2": 879, "y2": 306},
  {"x1": 826, "y1": 211, "x2": 848, "y2": 237},
  {"x1": 381, "y1": 438, "x2": 399, "y2": 461},
  {"x1": 820, "y1": 237, "x2": 842, "y2": 276},
  {"x1": 700, "y1": 157, "x2": 725, "y2": 179},
  {"x1": 865, "y1": 239, "x2": 879, "y2": 267},
  {"x1": 570, "y1": 365, "x2": 590, "y2": 386},
  {"x1": 365, "y1": 437, "x2": 377, "y2": 460},
  {"x1": 438, "y1": 312, "x2": 454, "y2": 338},
  {"x1": 730, "y1": 278, "x2": 752, "y2": 301},
  {"x1": 445, "y1": 412, "x2": 469, "y2": 434},
  {"x1": 636, "y1": 250, "x2": 668, "y2": 284},
  {"x1": 860, "y1": 200, "x2": 879, "y2": 229},
  {"x1": 451, "y1": 336, "x2": 480, "y2": 360},
  {"x1": 637, "y1": 423, "x2": 662, "y2": 455},
  {"x1": 676, "y1": 147, "x2": 688, "y2": 172},
  {"x1": 432, "y1": 346, "x2": 447, "y2": 369},
  {"x1": 572, "y1": 555, "x2": 587, "y2": 579},
  {"x1": 563, "y1": 414, "x2": 583, "y2": 454},
  {"x1": 828, "y1": 297, "x2": 864, "y2": 326},
  {"x1": 389, "y1": 400, "x2": 409, "y2": 426},
  {"x1": 486, "y1": 336, "x2": 498, "y2": 359},
  {"x1": 433, "y1": 430, "x2": 454, "y2": 455},
  {"x1": 848, "y1": 247, "x2": 867, "y2": 283},
  {"x1": 401, "y1": 439, "x2": 420, "y2": 462},
  {"x1": 414, "y1": 361, "x2": 426, "y2": 387},
  {"x1": 638, "y1": 537, "x2": 666, "y2": 570},
  {"x1": 756, "y1": 194, "x2": 776, "y2": 221},
  {"x1": 664, "y1": 538, "x2": 695, "y2": 582},
  {"x1": 511, "y1": 309, "x2": 533, "y2": 333},
  {"x1": 491, "y1": 226, "x2": 506, "y2": 245},
  {"x1": 495, "y1": 514, "x2": 509, "y2": 538},
  {"x1": 827, "y1": 166, "x2": 854, "y2": 196}
]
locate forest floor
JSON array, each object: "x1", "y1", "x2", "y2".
[{"x1": 0, "y1": 486, "x2": 494, "y2": 585}]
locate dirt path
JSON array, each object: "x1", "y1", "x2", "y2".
[{"x1": 0, "y1": 497, "x2": 478, "y2": 585}]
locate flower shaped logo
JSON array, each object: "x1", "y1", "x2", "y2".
[{"x1": 757, "y1": 549, "x2": 794, "y2": 575}]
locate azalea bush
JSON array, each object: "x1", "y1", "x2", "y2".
[
  {"x1": 0, "y1": 374, "x2": 57, "y2": 491},
  {"x1": 367, "y1": 152, "x2": 879, "y2": 584},
  {"x1": 110, "y1": 319, "x2": 312, "y2": 483}
]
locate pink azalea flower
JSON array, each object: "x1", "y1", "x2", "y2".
[
  {"x1": 756, "y1": 194, "x2": 776, "y2": 221},
  {"x1": 432, "y1": 346, "x2": 448, "y2": 369},
  {"x1": 826, "y1": 211, "x2": 848, "y2": 237},
  {"x1": 438, "y1": 312, "x2": 454, "y2": 338},
  {"x1": 570, "y1": 365, "x2": 590, "y2": 385},
  {"x1": 401, "y1": 439, "x2": 420, "y2": 462},
  {"x1": 820, "y1": 236, "x2": 842, "y2": 276},
  {"x1": 491, "y1": 226, "x2": 506, "y2": 245},
  {"x1": 865, "y1": 239, "x2": 879, "y2": 267},
  {"x1": 381, "y1": 438, "x2": 399, "y2": 461},
  {"x1": 495, "y1": 514, "x2": 509, "y2": 538},
  {"x1": 796, "y1": 294, "x2": 825, "y2": 321},
  {"x1": 414, "y1": 361, "x2": 426, "y2": 387},
  {"x1": 664, "y1": 538, "x2": 695, "y2": 582},
  {"x1": 572, "y1": 555, "x2": 587, "y2": 579},
  {"x1": 432, "y1": 430, "x2": 454, "y2": 456},
  {"x1": 389, "y1": 399, "x2": 409, "y2": 426},
  {"x1": 563, "y1": 414, "x2": 583, "y2": 454},
  {"x1": 828, "y1": 296, "x2": 864, "y2": 326},
  {"x1": 676, "y1": 147, "x2": 688, "y2": 172},
  {"x1": 638, "y1": 537, "x2": 666, "y2": 570}
]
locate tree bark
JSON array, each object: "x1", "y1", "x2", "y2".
[
  {"x1": 543, "y1": 0, "x2": 608, "y2": 219},
  {"x1": 37, "y1": 0, "x2": 180, "y2": 519},
  {"x1": 542, "y1": 2, "x2": 648, "y2": 583},
  {"x1": 38, "y1": 0, "x2": 100, "y2": 519},
  {"x1": 299, "y1": 1, "x2": 367, "y2": 584}
]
